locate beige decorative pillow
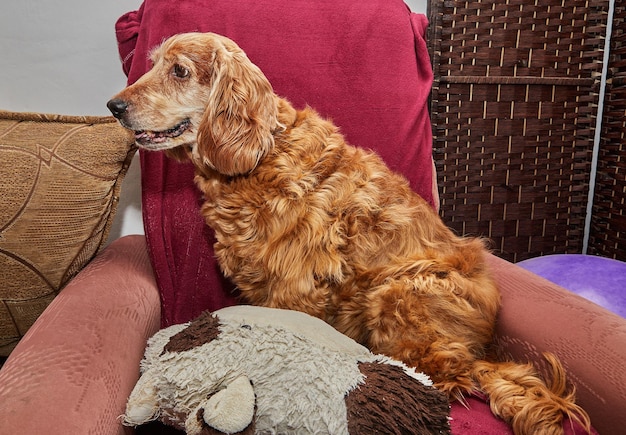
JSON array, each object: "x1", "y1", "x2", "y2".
[{"x1": 0, "y1": 111, "x2": 136, "y2": 356}]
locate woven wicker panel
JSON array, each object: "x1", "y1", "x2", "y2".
[
  {"x1": 428, "y1": 0, "x2": 608, "y2": 262},
  {"x1": 589, "y1": 2, "x2": 626, "y2": 260}
]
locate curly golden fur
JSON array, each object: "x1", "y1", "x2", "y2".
[{"x1": 109, "y1": 32, "x2": 591, "y2": 434}]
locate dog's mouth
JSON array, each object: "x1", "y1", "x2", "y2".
[{"x1": 133, "y1": 119, "x2": 191, "y2": 146}]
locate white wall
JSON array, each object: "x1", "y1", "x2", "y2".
[
  {"x1": 0, "y1": 1, "x2": 141, "y2": 116},
  {"x1": 0, "y1": 0, "x2": 427, "y2": 242},
  {"x1": 406, "y1": 0, "x2": 427, "y2": 13}
]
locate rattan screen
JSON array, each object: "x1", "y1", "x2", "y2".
[
  {"x1": 589, "y1": 2, "x2": 626, "y2": 261},
  {"x1": 428, "y1": 0, "x2": 609, "y2": 262}
]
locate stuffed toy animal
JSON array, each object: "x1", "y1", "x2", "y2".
[{"x1": 122, "y1": 305, "x2": 450, "y2": 434}]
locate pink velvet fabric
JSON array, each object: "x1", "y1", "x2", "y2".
[
  {"x1": 114, "y1": 0, "x2": 436, "y2": 327},
  {"x1": 489, "y1": 254, "x2": 623, "y2": 435},
  {"x1": 0, "y1": 236, "x2": 161, "y2": 435}
]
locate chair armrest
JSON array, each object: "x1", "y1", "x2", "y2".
[
  {"x1": 486, "y1": 254, "x2": 626, "y2": 435},
  {"x1": 0, "y1": 235, "x2": 161, "y2": 435}
]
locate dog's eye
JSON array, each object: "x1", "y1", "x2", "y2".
[{"x1": 172, "y1": 64, "x2": 190, "y2": 79}]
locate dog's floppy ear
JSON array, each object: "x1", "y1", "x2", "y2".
[{"x1": 196, "y1": 39, "x2": 279, "y2": 176}]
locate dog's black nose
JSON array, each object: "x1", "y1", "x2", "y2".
[{"x1": 107, "y1": 98, "x2": 128, "y2": 119}]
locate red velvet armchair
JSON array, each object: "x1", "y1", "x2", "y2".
[{"x1": 1, "y1": 1, "x2": 624, "y2": 434}]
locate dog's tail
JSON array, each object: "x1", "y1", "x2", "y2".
[{"x1": 471, "y1": 353, "x2": 591, "y2": 435}]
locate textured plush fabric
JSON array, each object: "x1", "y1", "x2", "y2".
[
  {"x1": 488, "y1": 254, "x2": 622, "y2": 435},
  {"x1": 0, "y1": 236, "x2": 161, "y2": 435},
  {"x1": 114, "y1": 0, "x2": 436, "y2": 327},
  {"x1": 0, "y1": 111, "x2": 136, "y2": 356},
  {"x1": 346, "y1": 361, "x2": 450, "y2": 434},
  {"x1": 124, "y1": 306, "x2": 450, "y2": 434}
]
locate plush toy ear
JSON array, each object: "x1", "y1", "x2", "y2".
[
  {"x1": 196, "y1": 40, "x2": 279, "y2": 176},
  {"x1": 123, "y1": 368, "x2": 161, "y2": 426},
  {"x1": 191, "y1": 375, "x2": 255, "y2": 434}
]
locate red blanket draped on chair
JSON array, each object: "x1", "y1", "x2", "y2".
[{"x1": 115, "y1": 0, "x2": 436, "y2": 327}]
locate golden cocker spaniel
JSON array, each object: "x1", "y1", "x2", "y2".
[{"x1": 108, "y1": 32, "x2": 590, "y2": 434}]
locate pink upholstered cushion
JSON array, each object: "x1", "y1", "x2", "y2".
[
  {"x1": 0, "y1": 236, "x2": 161, "y2": 435},
  {"x1": 488, "y1": 254, "x2": 617, "y2": 435},
  {"x1": 115, "y1": 0, "x2": 436, "y2": 327}
]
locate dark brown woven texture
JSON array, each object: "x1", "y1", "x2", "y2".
[
  {"x1": 589, "y1": 1, "x2": 626, "y2": 261},
  {"x1": 428, "y1": 0, "x2": 609, "y2": 262}
]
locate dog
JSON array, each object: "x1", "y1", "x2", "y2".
[{"x1": 108, "y1": 32, "x2": 591, "y2": 434}]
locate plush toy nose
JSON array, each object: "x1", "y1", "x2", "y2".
[{"x1": 107, "y1": 98, "x2": 129, "y2": 119}]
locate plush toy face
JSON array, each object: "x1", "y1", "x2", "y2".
[{"x1": 123, "y1": 306, "x2": 450, "y2": 434}]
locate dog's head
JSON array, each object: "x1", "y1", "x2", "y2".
[{"x1": 107, "y1": 32, "x2": 280, "y2": 175}]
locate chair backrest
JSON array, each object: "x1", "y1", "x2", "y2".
[{"x1": 115, "y1": 0, "x2": 436, "y2": 326}]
